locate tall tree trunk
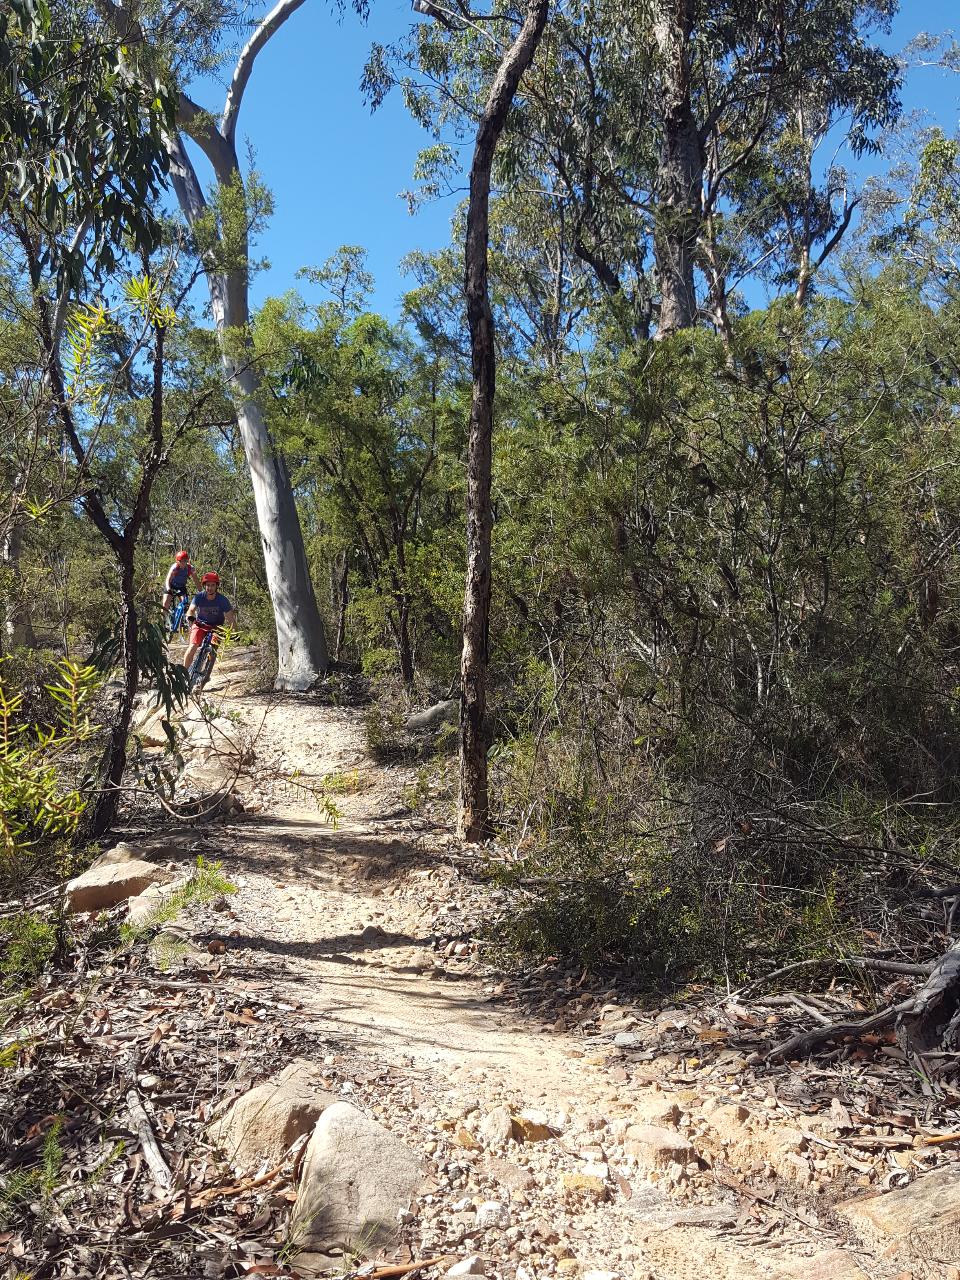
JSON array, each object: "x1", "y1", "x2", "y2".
[
  {"x1": 2, "y1": 517, "x2": 36, "y2": 650},
  {"x1": 102, "y1": 0, "x2": 329, "y2": 691},
  {"x1": 334, "y1": 553, "x2": 349, "y2": 661},
  {"x1": 459, "y1": 0, "x2": 550, "y2": 842},
  {"x1": 392, "y1": 597, "x2": 415, "y2": 688},
  {"x1": 85, "y1": 551, "x2": 139, "y2": 837},
  {"x1": 166, "y1": 126, "x2": 328, "y2": 691},
  {"x1": 653, "y1": 0, "x2": 702, "y2": 336}
]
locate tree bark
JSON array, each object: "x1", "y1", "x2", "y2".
[
  {"x1": 653, "y1": 0, "x2": 702, "y2": 336},
  {"x1": 2, "y1": 517, "x2": 36, "y2": 650},
  {"x1": 334, "y1": 553, "x2": 349, "y2": 661},
  {"x1": 100, "y1": 0, "x2": 328, "y2": 691},
  {"x1": 391, "y1": 596, "x2": 415, "y2": 688},
  {"x1": 86, "y1": 549, "x2": 138, "y2": 837},
  {"x1": 459, "y1": 0, "x2": 550, "y2": 842},
  {"x1": 165, "y1": 128, "x2": 328, "y2": 690}
]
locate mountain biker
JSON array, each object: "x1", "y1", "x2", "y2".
[
  {"x1": 162, "y1": 550, "x2": 197, "y2": 618},
  {"x1": 183, "y1": 572, "x2": 236, "y2": 671}
]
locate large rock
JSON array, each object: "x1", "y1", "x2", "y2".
[
  {"x1": 66, "y1": 859, "x2": 168, "y2": 913},
  {"x1": 92, "y1": 841, "x2": 140, "y2": 869},
  {"x1": 405, "y1": 700, "x2": 458, "y2": 733},
  {"x1": 294, "y1": 1102, "x2": 425, "y2": 1263},
  {"x1": 178, "y1": 753, "x2": 238, "y2": 794},
  {"x1": 209, "y1": 1060, "x2": 334, "y2": 1169},
  {"x1": 183, "y1": 716, "x2": 248, "y2": 759},
  {"x1": 131, "y1": 704, "x2": 175, "y2": 748},
  {"x1": 636, "y1": 1224, "x2": 871, "y2": 1280},
  {"x1": 623, "y1": 1124, "x2": 695, "y2": 1169},
  {"x1": 126, "y1": 874, "x2": 191, "y2": 927},
  {"x1": 837, "y1": 1166, "x2": 960, "y2": 1263}
]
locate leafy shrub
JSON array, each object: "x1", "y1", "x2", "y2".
[
  {"x1": 0, "y1": 913, "x2": 57, "y2": 987},
  {"x1": 0, "y1": 657, "x2": 102, "y2": 891}
]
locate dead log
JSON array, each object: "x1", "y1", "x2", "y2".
[
  {"x1": 897, "y1": 938, "x2": 960, "y2": 1053},
  {"x1": 767, "y1": 939, "x2": 960, "y2": 1061}
]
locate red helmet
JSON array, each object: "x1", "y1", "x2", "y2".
[
  {"x1": 175, "y1": 550, "x2": 189, "y2": 562},
  {"x1": 201, "y1": 571, "x2": 220, "y2": 586}
]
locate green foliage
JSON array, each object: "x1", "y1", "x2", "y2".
[
  {"x1": 0, "y1": 912, "x2": 57, "y2": 986},
  {"x1": 0, "y1": 0, "x2": 173, "y2": 288},
  {"x1": 0, "y1": 1113, "x2": 64, "y2": 1228},
  {"x1": 121, "y1": 855, "x2": 235, "y2": 939},
  {"x1": 0, "y1": 657, "x2": 101, "y2": 870}
]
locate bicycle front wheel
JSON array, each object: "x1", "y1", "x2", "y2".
[
  {"x1": 194, "y1": 648, "x2": 217, "y2": 692},
  {"x1": 187, "y1": 648, "x2": 208, "y2": 692}
]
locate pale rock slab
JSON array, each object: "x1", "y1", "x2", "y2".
[
  {"x1": 209, "y1": 1060, "x2": 334, "y2": 1169},
  {"x1": 837, "y1": 1166, "x2": 960, "y2": 1265},
  {"x1": 294, "y1": 1102, "x2": 425, "y2": 1263},
  {"x1": 66, "y1": 859, "x2": 168, "y2": 913}
]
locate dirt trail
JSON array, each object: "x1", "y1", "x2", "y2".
[
  {"x1": 212, "y1": 680, "x2": 584, "y2": 1091},
  {"x1": 177, "y1": 652, "x2": 956, "y2": 1280}
]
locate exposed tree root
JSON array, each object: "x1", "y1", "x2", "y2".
[{"x1": 767, "y1": 940, "x2": 960, "y2": 1061}]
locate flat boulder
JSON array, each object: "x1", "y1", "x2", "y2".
[
  {"x1": 66, "y1": 859, "x2": 168, "y2": 913},
  {"x1": 837, "y1": 1166, "x2": 960, "y2": 1263},
  {"x1": 405, "y1": 700, "x2": 458, "y2": 733},
  {"x1": 294, "y1": 1101, "x2": 425, "y2": 1264},
  {"x1": 209, "y1": 1060, "x2": 334, "y2": 1169},
  {"x1": 623, "y1": 1124, "x2": 695, "y2": 1169}
]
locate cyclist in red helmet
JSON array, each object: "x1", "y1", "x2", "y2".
[
  {"x1": 183, "y1": 571, "x2": 236, "y2": 671},
  {"x1": 162, "y1": 549, "x2": 197, "y2": 619}
]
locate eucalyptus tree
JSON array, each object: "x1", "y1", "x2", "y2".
[
  {"x1": 379, "y1": 0, "x2": 901, "y2": 338},
  {"x1": 385, "y1": 0, "x2": 549, "y2": 837},
  {"x1": 258, "y1": 295, "x2": 460, "y2": 685},
  {"x1": 95, "y1": 0, "x2": 349, "y2": 689},
  {"x1": 1, "y1": 0, "x2": 173, "y2": 648}
]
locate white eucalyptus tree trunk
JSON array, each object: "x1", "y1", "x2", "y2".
[{"x1": 112, "y1": 0, "x2": 329, "y2": 689}]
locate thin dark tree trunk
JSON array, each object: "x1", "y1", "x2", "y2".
[
  {"x1": 459, "y1": 0, "x2": 550, "y2": 842},
  {"x1": 86, "y1": 552, "x2": 138, "y2": 836},
  {"x1": 653, "y1": 0, "x2": 702, "y2": 336},
  {"x1": 334, "y1": 554, "x2": 349, "y2": 661},
  {"x1": 394, "y1": 599, "x2": 415, "y2": 688}
]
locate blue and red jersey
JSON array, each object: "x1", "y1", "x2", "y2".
[
  {"x1": 191, "y1": 591, "x2": 233, "y2": 627},
  {"x1": 167, "y1": 561, "x2": 194, "y2": 590}
]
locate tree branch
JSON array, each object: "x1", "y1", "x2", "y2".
[
  {"x1": 221, "y1": 0, "x2": 309, "y2": 145},
  {"x1": 177, "y1": 93, "x2": 237, "y2": 184}
]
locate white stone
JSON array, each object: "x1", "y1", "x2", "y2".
[
  {"x1": 479, "y1": 1105, "x2": 514, "y2": 1148},
  {"x1": 295, "y1": 1102, "x2": 424, "y2": 1259},
  {"x1": 447, "y1": 1258, "x2": 486, "y2": 1277},
  {"x1": 476, "y1": 1200, "x2": 510, "y2": 1229}
]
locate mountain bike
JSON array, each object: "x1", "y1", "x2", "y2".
[
  {"x1": 187, "y1": 622, "x2": 223, "y2": 693},
  {"x1": 167, "y1": 589, "x2": 190, "y2": 640}
]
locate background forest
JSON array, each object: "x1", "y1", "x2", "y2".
[{"x1": 4, "y1": 0, "x2": 960, "y2": 992}]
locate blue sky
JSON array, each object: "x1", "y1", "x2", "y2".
[{"x1": 185, "y1": 1, "x2": 960, "y2": 320}]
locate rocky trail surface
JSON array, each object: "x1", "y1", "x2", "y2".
[{"x1": 12, "y1": 646, "x2": 958, "y2": 1280}]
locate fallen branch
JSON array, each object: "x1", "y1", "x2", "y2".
[
  {"x1": 368, "y1": 1257, "x2": 457, "y2": 1279},
  {"x1": 766, "y1": 1000, "x2": 912, "y2": 1061},
  {"x1": 732, "y1": 955, "x2": 932, "y2": 1001},
  {"x1": 897, "y1": 939, "x2": 960, "y2": 1054},
  {"x1": 191, "y1": 1156, "x2": 287, "y2": 1206},
  {"x1": 126, "y1": 1088, "x2": 172, "y2": 1190}
]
